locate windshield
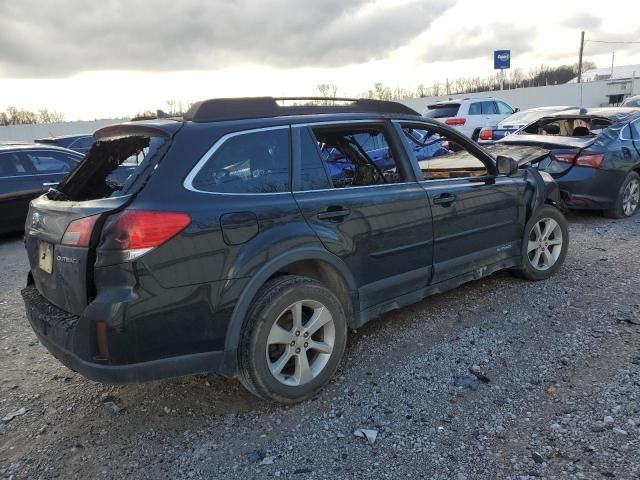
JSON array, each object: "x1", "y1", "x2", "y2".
[{"x1": 424, "y1": 104, "x2": 460, "y2": 119}]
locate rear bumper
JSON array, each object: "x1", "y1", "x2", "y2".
[
  {"x1": 22, "y1": 285, "x2": 224, "y2": 383},
  {"x1": 553, "y1": 166, "x2": 624, "y2": 210}
]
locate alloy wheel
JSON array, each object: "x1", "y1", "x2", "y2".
[
  {"x1": 622, "y1": 178, "x2": 640, "y2": 216},
  {"x1": 265, "y1": 300, "x2": 335, "y2": 386},
  {"x1": 527, "y1": 218, "x2": 563, "y2": 271}
]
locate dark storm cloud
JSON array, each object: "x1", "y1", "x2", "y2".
[
  {"x1": 0, "y1": 0, "x2": 453, "y2": 77},
  {"x1": 419, "y1": 23, "x2": 538, "y2": 63}
]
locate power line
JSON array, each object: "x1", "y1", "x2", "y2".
[{"x1": 585, "y1": 39, "x2": 640, "y2": 45}]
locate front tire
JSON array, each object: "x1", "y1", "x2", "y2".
[
  {"x1": 604, "y1": 171, "x2": 640, "y2": 219},
  {"x1": 238, "y1": 275, "x2": 347, "y2": 403},
  {"x1": 515, "y1": 205, "x2": 569, "y2": 281}
]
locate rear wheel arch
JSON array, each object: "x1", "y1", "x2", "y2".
[{"x1": 221, "y1": 248, "x2": 357, "y2": 374}]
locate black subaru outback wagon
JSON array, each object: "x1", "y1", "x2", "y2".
[{"x1": 22, "y1": 97, "x2": 568, "y2": 403}]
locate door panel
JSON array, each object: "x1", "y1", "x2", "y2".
[
  {"x1": 422, "y1": 177, "x2": 524, "y2": 283},
  {"x1": 0, "y1": 176, "x2": 42, "y2": 233},
  {"x1": 294, "y1": 183, "x2": 433, "y2": 309}
]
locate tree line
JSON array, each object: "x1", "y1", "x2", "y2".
[
  {"x1": 317, "y1": 62, "x2": 597, "y2": 101},
  {"x1": 0, "y1": 107, "x2": 65, "y2": 126}
]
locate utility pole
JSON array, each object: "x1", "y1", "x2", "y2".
[
  {"x1": 611, "y1": 51, "x2": 615, "y2": 77},
  {"x1": 577, "y1": 31, "x2": 585, "y2": 83}
]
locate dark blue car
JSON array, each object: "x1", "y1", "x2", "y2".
[
  {"x1": 499, "y1": 107, "x2": 640, "y2": 218},
  {"x1": 0, "y1": 144, "x2": 83, "y2": 234},
  {"x1": 322, "y1": 129, "x2": 449, "y2": 183}
]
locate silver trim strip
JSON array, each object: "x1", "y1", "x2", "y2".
[
  {"x1": 294, "y1": 181, "x2": 417, "y2": 194},
  {"x1": 183, "y1": 125, "x2": 290, "y2": 195},
  {"x1": 183, "y1": 120, "x2": 389, "y2": 196}
]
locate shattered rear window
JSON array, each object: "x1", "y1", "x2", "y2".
[{"x1": 50, "y1": 135, "x2": 168, "y2": 201}]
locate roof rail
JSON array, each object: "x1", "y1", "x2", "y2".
[{"x1": 183, "y1": 96, "x2": 420, "y2": 122}]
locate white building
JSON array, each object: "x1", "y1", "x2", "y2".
[
  {"x1": 0, "y1": 119, "x2": 125, "y2": 142},
  {"x1": 402, "y1": 65, "x2": 639, "y2": 114}
]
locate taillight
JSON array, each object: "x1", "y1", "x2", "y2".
[
  {"x1": 445, "y1": 118, "x2": 466, "y2": 126},
  {"x1": 575, "y1": 153, "x2": 604, "y2": 168},
  {"x1": 553, "y1": 152, "x2": 604, "y2": 168},
  {"x1": 479, "y1": 128, "x2": 493, "y2": 141},
  {"x1": 61, "y1": 214, "x2": 100, "y2": 247},
  {"x1": 99, "y1": 210, "x2": 190, "y2": 262},
  {"x1": 553, "y1": 153, "x2": 578, "y2": 164}
]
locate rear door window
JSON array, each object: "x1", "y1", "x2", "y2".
[
  {"x1": 424, "y1": 104, "x2": 460, "y2": 118},
  {"x1": 468, "y1": 103, "x2": 482, "y2": 115},
  {"x1": 481, "y1": 101, "x2": 498, "y2": 115},
  {"x1": 24, "y1": 151, "x2": 77, "y2": 174},
  {"x1": 311, "y1": 125, "x2": 405, "y2": 188},
  {"x1": 191, "y1": 128, "x2": 290, "y2": 194},
  {"x1": 296, "y1": 128, "x2": 331, "y2": 191},
  {"x1": 0, "y1": 152, "x2": 30, "y2": 177}
]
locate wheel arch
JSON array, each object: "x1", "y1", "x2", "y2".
[{"x1": 220, "y1": 247, "x2": 358, "y2": 375}]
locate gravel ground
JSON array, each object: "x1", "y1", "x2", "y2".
[{"x1": 1, "y1": 211, "x2": 639, "y2": 480}]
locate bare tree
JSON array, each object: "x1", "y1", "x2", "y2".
[
  {"x1": 38, "y1": 108, "x2": 65, "y2": 123},
  {"x1": 314, "y1": 83, "x2": 338, "y2": 105}
]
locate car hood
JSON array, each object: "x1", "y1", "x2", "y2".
[{"x1": 482, "y1": 144, "x2": 550, "y2": 166}]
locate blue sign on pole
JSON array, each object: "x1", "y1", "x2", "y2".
[{"x1": 494, "y1": 50, "x2": 511, "y2": 70}]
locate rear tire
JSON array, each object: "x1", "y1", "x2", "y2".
[
  {"x1": 604, "y1": 171, "x2": 640, "y2": 219},
  {"x1": 513, "y1": 205, "x2": 569, "y2": 281},
  {"x1": 238, "y1": 275, "x2": 347, "y2": 403}
]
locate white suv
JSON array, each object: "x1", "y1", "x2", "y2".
[{"x1": 422, "y1": 97, "x2": 516, "y2": 139}]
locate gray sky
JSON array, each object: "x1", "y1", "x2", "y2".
[{"x1": 1, "y1": 0, "x2": 639, "y2": 119}]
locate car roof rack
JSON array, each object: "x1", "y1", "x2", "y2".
[{"x1": 183, "y1": 96, "x2": 420, "y2": 122}]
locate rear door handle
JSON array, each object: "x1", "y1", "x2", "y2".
[
  {"x1": 317, "y1": 207, "x2": 351, "y2": 220},
  {"x1": 433, "y1": 193, "x2": 456, "y2": 206}
]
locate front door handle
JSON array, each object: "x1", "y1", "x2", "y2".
[
  {"x1": 42, "y1": 182, "x2": 58, "y2": 188},
  {"x1": 433, "y1": 193, "x2": 456, "y2": 207},
  {"x1": 317, "y1": 206, "x2": 351, "y2": 220}
]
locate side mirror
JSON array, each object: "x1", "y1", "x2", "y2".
[
  {"x1": 496, "y1": 155, "x2": 518, "y2": 175},
  {"x1": 514, "y1": 107, "x2": 520, "y2": 113}
]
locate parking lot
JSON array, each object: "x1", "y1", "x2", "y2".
[{"x1": 0, "y1": 210, "x2": 637, "y2": 479}]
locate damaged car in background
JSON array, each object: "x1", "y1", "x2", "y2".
[{"x1": 497, "y1": 108, "x2": 640, "y2": 218}]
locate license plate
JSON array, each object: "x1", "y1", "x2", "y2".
[{"x1": 38, "y1": 241, "x2": 53, "y2": 274}]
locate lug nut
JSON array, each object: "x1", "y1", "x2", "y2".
[
  {"x1": 304, "y1": 342, "x2": 309, "y2": 348},
  {"x1": 303, "y1": 332, "x2": 309, "y2": 338},
  {"x1": 295, "y1": 347, "x2": 301, "y2": 354},
  {"x1": 295, "y1": 331, "x2": 300, "y2": 336},
  {"x1": 290, "y1": 340, "x2": 296, "y2": 346}
]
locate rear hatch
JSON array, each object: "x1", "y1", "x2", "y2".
[
  {"x1": 25, "y1": 122, "x2": 179, "y2": 315},
  {"x1": 423, "y1": 103, "x2": 460, "y2": 120}
]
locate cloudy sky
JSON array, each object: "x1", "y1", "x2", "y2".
[{"x1": 1, "y1": 0, "x2": 640, "y2": 120}]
